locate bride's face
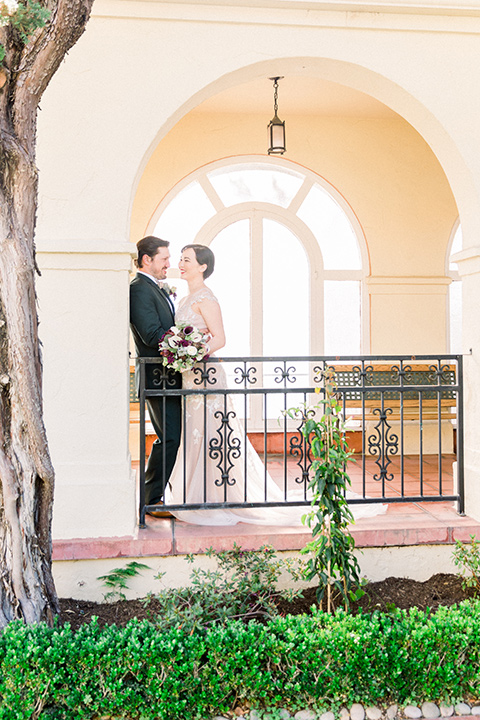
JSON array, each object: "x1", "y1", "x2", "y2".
[{"x1": 179, "y1": 248, "x2": 206, "y2": 281}]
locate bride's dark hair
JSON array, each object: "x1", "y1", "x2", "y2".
[{"x1": 182, "y1": 244, "x2": 215, "y2": 279}]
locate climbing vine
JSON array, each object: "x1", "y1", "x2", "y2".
[{"x1": 287, "y1": 369, "x2": 363, "y2": 612}]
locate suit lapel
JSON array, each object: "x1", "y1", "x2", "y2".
[
  {"x1": 152, "y1": 280, "x2": 175, "y2": 322},
  {"x1": 159, "y1": 286, "x2": 175, "y2": 316},
  {"x1": 137, "y1": 273, "x2": 175, "y2": 323}
]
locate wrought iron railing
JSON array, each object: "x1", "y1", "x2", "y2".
[{"x1": 135, "y1": 354, "x2": 464, "y2": 525}]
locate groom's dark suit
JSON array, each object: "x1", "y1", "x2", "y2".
[{"x1": 130, "y1": 272, "x2": 182, "y2": 505}]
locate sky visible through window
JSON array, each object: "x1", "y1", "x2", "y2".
[{"x1": 153, "y1": 161, "x2": 363, "y2": 357}]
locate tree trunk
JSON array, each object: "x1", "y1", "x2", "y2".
[{"x1": 0, "y1": 0, "x2": 94, "y2": 625}]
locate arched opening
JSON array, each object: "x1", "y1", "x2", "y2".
[
  {"x1": 127, "y1": 61, "x2": 469, "y2": 525},
  {"x1": 148, "y1": 157, "x2": 368, "y2": 358}
]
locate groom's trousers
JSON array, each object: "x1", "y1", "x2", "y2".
[{"x1": 145, "y1": 394, "x2": 182, "y2": 505}]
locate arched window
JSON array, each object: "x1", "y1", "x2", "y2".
[
  {"x1": 149, "y1": 157, "x2": 368, "y2": 358},
  {"x1": 447, "y1": 221, "x2": 462, "y2": 354}
]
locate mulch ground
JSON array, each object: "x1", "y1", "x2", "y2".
[{"x1": 59, "y1": 573, "x2": 475, "y2": 631}]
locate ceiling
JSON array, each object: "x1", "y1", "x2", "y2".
[{"x1": 195, "y1": 76, "x2": 398, "y2": 118}]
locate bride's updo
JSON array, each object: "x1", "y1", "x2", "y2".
[{"x1": 182, "y1": 244, "x2": 215, "y2": 279}]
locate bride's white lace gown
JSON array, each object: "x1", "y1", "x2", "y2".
[{"x1": 165, "y1": 287, "x2": 386, "y2": 526}]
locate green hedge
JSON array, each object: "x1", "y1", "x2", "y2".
[{"x1": 1, "y1": 602, "x2": 480, "y2": 720}]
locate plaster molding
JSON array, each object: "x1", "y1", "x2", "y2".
[
  {"x1": 36, "y1": 241, "x2": 135, "y2": 271},
  {"x1": 36, "y1": 240, "x2": 134, "y2": 254},
  {"x1": 366, "y1": 276, "x2": 451, "y2": 294},
  {"x1": 451, "y1": 246, "x2": 480, "y2": 277},
  {"x1": 92, "y1": 0, "x2": 480, "y2": 27}
]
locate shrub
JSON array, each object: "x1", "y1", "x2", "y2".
[
  {"x1": 452, "y1": 534, "x2": 480, "y2": 595},
  {"x1": 1, "y1": 601, "x2": 480, "y2": 718},
  {"x1": 146, "y1": 543, "x2": 304, "y2": 632}
]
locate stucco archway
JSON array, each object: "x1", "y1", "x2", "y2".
[
  {"x1": 130, "y1": 57, "x2": 476, "y2": 247},
  {"x1": 35, "y1": 9, "x2": 480, "y2": 540}
]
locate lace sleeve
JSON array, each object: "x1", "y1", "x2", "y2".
[{"x1": 191, "y1": 288, "x2": 219, "y2": 305}]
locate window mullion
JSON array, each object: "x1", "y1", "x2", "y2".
[
  {"x1": 251, "y1": 210, "x2": 263, "y2": 357},
  {"x1": 250, "y1": 211, "x2": 263, "y2": 431},
  {"x1": 288, "y1": 178, "x2": 313, "y2": 214},
  {"x1": 200, "y1": 176, "x2": 225, "y2": 213}
]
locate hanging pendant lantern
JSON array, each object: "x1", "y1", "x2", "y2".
[{"x1": 267, "y1": 76, "x2": 286, "y2": 155}]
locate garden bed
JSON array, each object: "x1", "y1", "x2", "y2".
[{"x1": 59, "y1": 573, "x2": 474, "y2": 630}]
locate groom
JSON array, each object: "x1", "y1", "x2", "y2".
[{"x1": 130, "y1": 236, "x2": 182, "y2": 515}]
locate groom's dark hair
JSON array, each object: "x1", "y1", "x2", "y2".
[
  {"x1": 182, "y1": 244, "x2": 215, "y2": 279},
  {"x1": 135, "y1": 236, "x2": 169, "y2": 268}
]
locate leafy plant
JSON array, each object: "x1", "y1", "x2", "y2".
[
  {"x1": 0, "y1": 0, "x2": 50, "y2": 68},
  {"x1": 9, "y1": 0, "x2": 49, "y2": 42},
  {"x1": 149, "y1": 543, "x2": 304, "y2": 631},
  {"x1": 286, "y1": 368, "x2": 362, "y2": 612},
  {"x1": 452, "y1": 533, "x2": 480, "y2": 595},
  {"x1": 97, "y1": 560, "x2": 151, "y2": 602},
  {"x1": 2, "y1": 601, "x2": 480, "y2": 718}
]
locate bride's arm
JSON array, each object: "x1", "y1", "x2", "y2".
[{"x1": 193, "y1": 298, "x2": 226, "y2": 354}]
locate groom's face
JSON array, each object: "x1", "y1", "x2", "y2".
[{"x1": 146, "y1": 247, "x2": 170, "y2": 280}]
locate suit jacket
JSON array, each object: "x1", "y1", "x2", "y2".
[{"x1": 130, "y1": 273, "x2": 180, "y2": 392}]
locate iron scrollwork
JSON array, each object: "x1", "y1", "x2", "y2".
[
  {"x1": 288, "y1": 407, "x2": 315, "y2": 486},
  {"x1": 313, "y1": 364, "x2": 337, "y2": 385},
  {"x1": 209, "y1": 409, "x2": 241, "y2": 488},
  {"x1": 234, "y1": 365, "x2": 257, "y2": 385},
  {"x1": 274, "y1": 365, "x2": 296, "y2": 384},
  {"x1": 390, "y1": 364, "x2": 413, "y2": 384},
  {"x1": 364, "y1": 364, "x2": 375, "y2": 385},
  {"x1": 368, "y1": 407, "x2": 398, "y2": 482},
  {"x1": 152, "y1": 367, "x2": 177, "y2": 388},
  {"x1": 192, "y1": 365, "x2": 217, "y2": 386},
  {"x1": 427, "y1": 363, "x2": 451, "y2": 384}
]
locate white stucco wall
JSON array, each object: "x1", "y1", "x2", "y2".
[
  {"x1": 52, "y1": 544, "x2": 460, "y2": 602},
  {"x1": 35, "y1": 0, "x2": 480, "y2": 538}
]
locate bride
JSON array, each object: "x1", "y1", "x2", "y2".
[{"x1": 165, "y1": 244, "x2": 385, "y2": 526}]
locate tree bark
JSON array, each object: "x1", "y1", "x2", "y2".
[{"x1": 0, "y1": 0, "x2": 94, "y2": 625}]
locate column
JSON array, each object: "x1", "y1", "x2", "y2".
[{"x1": 36, "y1": 241, "x2": 136, "y2": 539}]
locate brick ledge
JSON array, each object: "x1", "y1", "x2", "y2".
[{"x1": 52, "y1": 511, "x2": 480, "y2": 562}]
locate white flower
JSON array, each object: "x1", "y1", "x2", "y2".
[
  {"x1": 168, "y1": 337, "x2": 179, "y2": 347},
  {"x1": 190, "y1": 332, "x2": 202, "y2": 342},
  {"x1": 186, "y1": 345, "x2": 198, "y2": 356}
]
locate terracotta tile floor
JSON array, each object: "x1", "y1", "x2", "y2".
[{"x1": 265, "y1": 451, "x2": 456, "y2": 495}]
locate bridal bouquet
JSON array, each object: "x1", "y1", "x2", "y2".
[{"x1": 159, "y1": 323, "x2": 210, "y2": 372}]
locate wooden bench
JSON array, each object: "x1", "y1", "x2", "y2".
[
  {"x1": 327, "y1": 363, "x2": 457, "y2": 421},
  {"x1": 129, "y1": 363, "x2": 458, "y2": 460}
]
